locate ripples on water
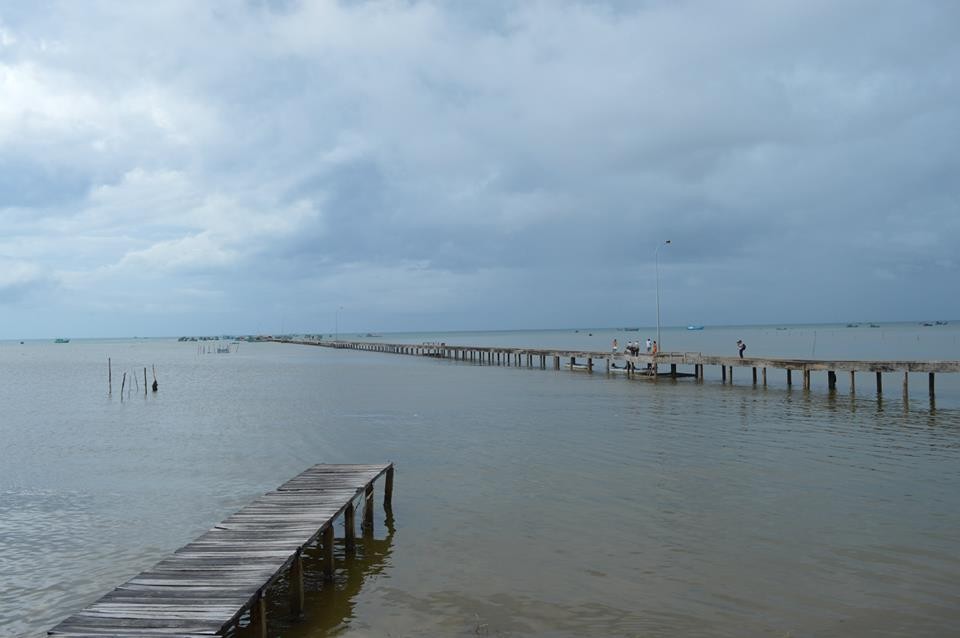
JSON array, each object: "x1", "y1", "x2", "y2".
[{"x1": 1, "y1": 334, "x2": 959, "y2": 637}]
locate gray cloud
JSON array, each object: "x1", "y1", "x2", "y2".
[{"x1": 0, "y1": 0, "x2": 957, "y2": 337}]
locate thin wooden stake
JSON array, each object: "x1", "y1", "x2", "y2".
[{"x1": 108, "y1": 357, "x2": 112, "y2": 395}]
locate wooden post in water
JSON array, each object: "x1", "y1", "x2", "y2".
[
  {"x1": 786, "y1": 369, "x2": 792, "y2": 386},
  {"x1": 762, "y1": 367, "x2": 767, "y2": 386},
  {"x1": 384, "y1": 465, "x2": 394, "y2": 509},
  {"x1": 554, "y1": 356, "x2": 560, "y2": 369},
  {"x1": 250, "y1": 591, "x2": 267, "y2": 638},
  {"x1": 343, "y1": 501, "x2": 355, "y2": 552},
  {"x1": 108, "y1": 358, "x2": 112, "y2": 395},
  {"x1": 363, "y1": 484, "x2": 375, "y2": 531},
  {"x1": 722, "y1": 366, "x2": 727, "y2": 383},
  {"x1": 144, "y1": 367, "x2": 148, "y2": 396},
  {"x1": 850, "y1": 371, "x2": 855, "y2": 393},
  {"x1": 903, "y1": 371, "x2": 909, "y2": 399},
  {"x1": 752, "y1": 367, "x2": 757, "y2": 385},
  {"x1": 670, "y1": 363, "x2": 677, "y2": 378},
  {"x1": 827, "y1": 371, "x2": 837, "y2": 390},
  {"x1": 120, "y1": 372, "x2": 126, "y2": 402},
  {"x1": 929, "y1": 372, "x2": 935, "y2": 397},
  {"x1": 605, "y1": 358, "x2": 610, "y2": 373},
  {"x1": 803, "y1": 369, "x2": 811, "y2": 390},
  {"x1": 876, "y1": 371, "x2": 882, "y2": 394},
  {"x1": 322, "y1": 525, "x2": 335, "y2": 582},
  {"x1": 290, "y1": 548, "x2": 304, "y2": 615}
]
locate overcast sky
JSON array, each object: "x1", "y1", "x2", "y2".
[{"x1": 0, "y1": 0, "x2": 958, "y2": 338}]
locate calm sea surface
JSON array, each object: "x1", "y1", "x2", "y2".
[{"x1": 2, "y1": 324, "x2": 960, "y2": 637}]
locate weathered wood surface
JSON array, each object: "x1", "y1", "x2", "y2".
[
  {"x1": 48, "y1": 463, "x2": 392, "y2": 638},
  {"x1": 278, "y1": 339, "x2": 960, "y2": 375}
]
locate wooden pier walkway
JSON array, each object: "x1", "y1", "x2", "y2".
[
  {"x1": 279, "y1": 338, "x2": 960, "y2": 399},
  {"x1": 48, "y1": 463, "x2": 394, "y2": 638}
]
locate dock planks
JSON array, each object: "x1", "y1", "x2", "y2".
[{"x1": 48, "y1": 463, "x2": 393, "y2": 638}]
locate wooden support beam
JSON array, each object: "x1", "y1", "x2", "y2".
[
  {"x1": 344, "y1": 501, "x2": 355, "y2": 552},
  {"x1": 384, "y1": 465, "x2": 394, "y2": 509},
  {"x1": 850, "y1": 370, "x2": 855, "y2": 393},
  {"x1": 670, "y1": 363, "x2": 677, "y2": 378},
  {"x1": 929, "y1": 372, "x2": 935, "y2": 396},
  {"x1": 762, "y1": 367, "x2": 767, "y2": 386},
  {"x1": 722, "y1": 365, "x2": 727, "y2": 383},
  {"x1": 322, "y1": 525, "x2": 335, "y2": 582},
  {"x1": 605, "y1": 358, "x2": 610, "y2": 373},
  {"x1": 876, "y1": 371, "x2": 882, "y2": 394},
  {"x1": 752, "y1": 367, "x2": 757, "y2": 385},
  {"x1": 362, "y1": 484, "x2": 375, "y2": 533},
  {"x1": 290, "y1": 549, "x2": 304, "y2": 615},
  {"x1": 250, "y1": 591, "x2": 267, "y2": 638},
  {"x1": 787, "y1": 369, "x2": 792, "y2": 386},
  {"x1": 803, "y1": 369, "x2": 810, "y2": 390},
  {"x1": 828, "y1": 370, "x2": 836, "y2": 390},
  {"x1": 903, "y1": 371, "x2": 909, "y2": 399},
  {"x1": 554, "y1": 356, "x2": 560, "y2": 369}
]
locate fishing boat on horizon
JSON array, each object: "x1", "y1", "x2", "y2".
[
  {"x1": 54, "y1": 338, "x2": 70, "y2": 343},
  {"x1": 686, "y1": 325, "x2": 704, "y2": 331}
]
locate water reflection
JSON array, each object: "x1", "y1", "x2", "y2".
[{"x1": 242, "y1": 512, "x2": 396, "y2": 637}]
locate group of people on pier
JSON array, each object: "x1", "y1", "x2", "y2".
[{"x1": 612, "y1": 338, "x2": 657, "y2": 356}]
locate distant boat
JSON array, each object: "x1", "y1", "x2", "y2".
[
  {"x1": 686, "y1": 325, "x2": 704, "y2": 331},
  {"x1": 623, "y1": 327, "x2": 640, "y2": 332},
  {"x1": 921, "y1": 322, "x2": 934, "y2": 327},
  {"x1": 54, "y1": 338, "x2": 70, "y2": 343},
  {"x1": 846, "y1": 323, "x2": 859, "y2": 328},
  {"x1": 935, "y1": 321, "x2": 949, "y2": 325},
  {"x1": 869, "y1": 323, "x2": 881, "y2": 328}
]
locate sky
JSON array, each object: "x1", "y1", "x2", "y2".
[{"x1": 0, "y1": 0, "x2": 958, "y2": 338}]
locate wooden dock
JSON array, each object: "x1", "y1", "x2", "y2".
[
  {"x1": 278, "y1": 338, "x2": 960, "y2": 400},
  {"x1": 48, "y1": 463, "x2": 394, "y2": 638}
]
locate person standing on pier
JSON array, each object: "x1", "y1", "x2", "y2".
[
  {"x1": 612, "y1": 338, "x2": 619, "y2": 354},
  {"x1": 645, "y1": 337, "x2": 652, "y2": 352},
  {"x1": 737, "y1": 340, "x2": 747, "y2": 358}
]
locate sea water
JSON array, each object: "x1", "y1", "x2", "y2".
[{"x1": 2, "y1": 323, "x2": 959, "y2": 637}]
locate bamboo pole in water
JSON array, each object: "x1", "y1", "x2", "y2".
[
  {"x1": 120, "y1": 372, "x2": 126, "y2": 402},
  {"x1": 108, "y1": 358, "x2": 112, "y2": 395},
  {"x1": 144, "y1": 368, "x2": 148, "y2": 396}
]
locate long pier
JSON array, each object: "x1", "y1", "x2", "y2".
[
  {"x1": 48, "y1": 463, "x2": 394, "y2": 638},
  {"x1": 281, "y1": 339, "x2": 960, "y2": 399}
]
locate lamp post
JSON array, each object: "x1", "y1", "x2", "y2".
[
  {"x1": 335, "y1": 306, "x2": 343, "y2": 342},
  {"x1": 655, "y1": 240, "x2": 671, "y2": 351}
]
